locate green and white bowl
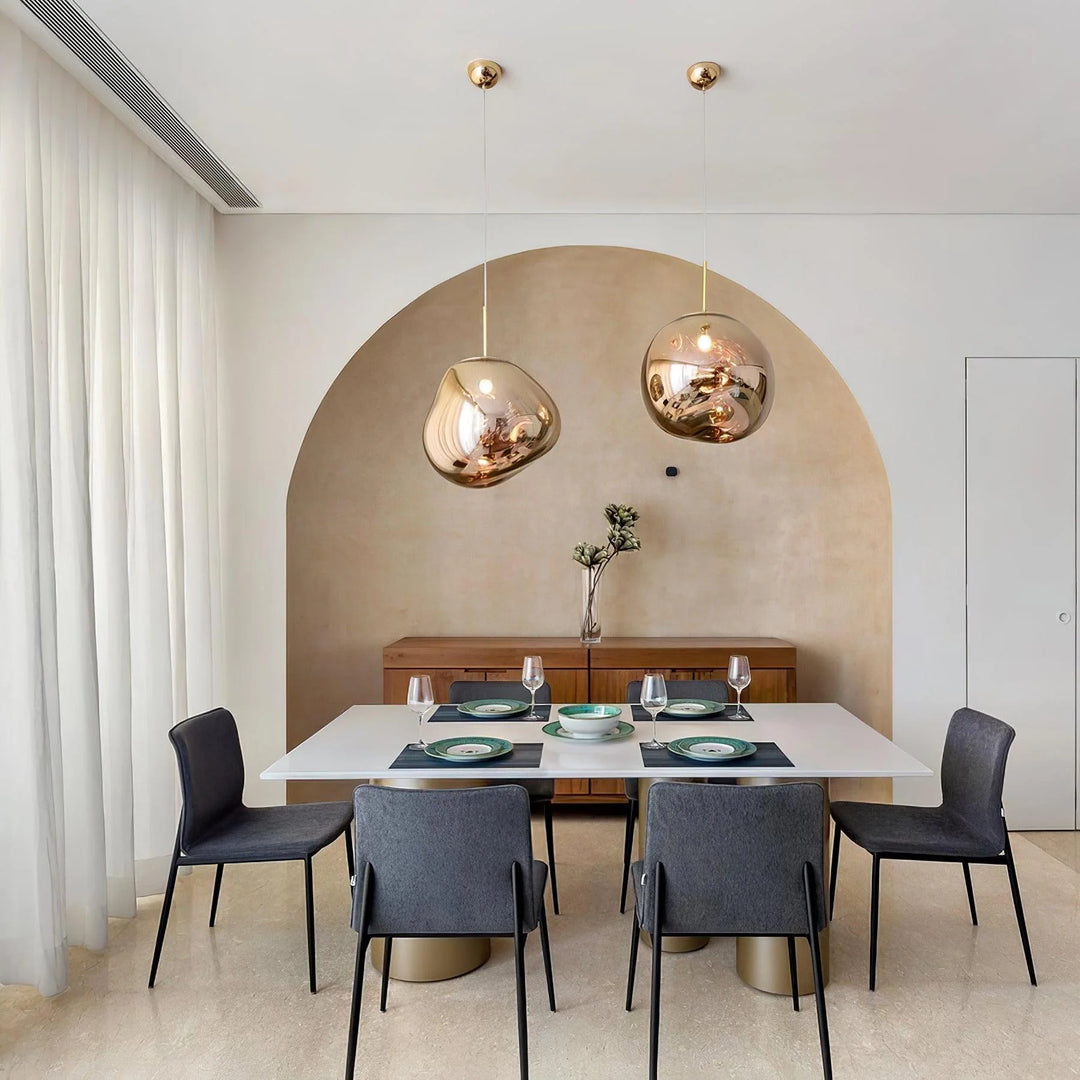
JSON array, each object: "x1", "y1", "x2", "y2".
[
  {"x1": 557, "y1": 704, "x2": 623, "y2": 737},
  {"x1": 665, "y1": 736, "x2": 756, "y2": 762},
  {"x1": 424, "y1": 736, "x2": 513, "y2": 761},
  {"x1": 543, "y1": 719, "x2": 635, "y2": 742}
]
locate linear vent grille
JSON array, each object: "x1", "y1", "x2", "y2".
[{"x1": 20, "y1": 0, "x2": 259, "y2": 209}]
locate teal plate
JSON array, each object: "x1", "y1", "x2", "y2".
[
  {"x1": 424, "y1": 736, "x2": 513, "y2": 761},
  {"x1": 456, "y1": 699, "x2": 530, "y2": 718},
  {"x1": 543, "y1": 720, "x2": 635, "y2": 742},
  {"x1": 557, "y1": 704, "x2": 623, "y2": 720},
  {"x1": 662, "y1": 698, "x2": 727, "y2": 718},
  {"x1": 665, "y1": 736, "x2": 757, "y2": 762}
]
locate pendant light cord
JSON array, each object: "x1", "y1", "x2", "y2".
[
  {"x1": 701, "y1": 84, "x2": 708, "y2": 312},
  {"x1": 481, "y1": 85, "x2": 489, "y2": 356}
]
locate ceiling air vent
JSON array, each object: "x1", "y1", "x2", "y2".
[{"x1": 20, "y1": 0, "x2": 259, "y2": 209}]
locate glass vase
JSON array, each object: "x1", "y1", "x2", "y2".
[{"x1": 580, "y1": 565, "x2": 602, "y2": 645}]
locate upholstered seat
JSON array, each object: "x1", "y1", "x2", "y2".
[
  {"x1": 183, "y1": 802, "x2": 354, "y2": 863},
  {"x1": 829, "y1": 802, "x2": 1001, "y2": 859}
]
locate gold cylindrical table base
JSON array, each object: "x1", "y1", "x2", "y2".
[
  {"x1": 637, "y1": 777, "x2": 709, "y2": 954},
  {"x1": 369, "y1": 935, "x2": 491, "y2": 982},
  {"x1": 370, "y1": 776, "x2": 492, "y2": 981},
  {"x1": 735, "y1": 776, "x2": 831, "y2": 995}
]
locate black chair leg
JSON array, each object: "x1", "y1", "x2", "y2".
[
  {"x1": 803, "y1": 864, "x2": 833, "y2": 1080},
  {"x1": 344, "y1": 933, "x2": 369, "y2": 1080},
  {"x1": 543, "y1": 802, "x2": 559, "y2": 915},
  {"x1": 625, "y1": 911, "x2": 640, "y2": 1011},
  {"x1": 380, "y1": 938, "x2": 392, "y2": 1012},
  {"x1": 620, "y1": 799, "x2": 636, "y2": 914},
  {"x1": 962, "y1": 861, "x2": 978, "y2": 926},
  {"x1": 511, "y1": 863, "x2": 530, "y2": 1080},
  {"x1": 1003, "y1": 828, "x2": 1037, "y2": 986},
  {"x1": 148, "y1": 833, "x2": 181, "y2": 989},
  {"x1": 304, "y1": 855, "x2": 317, "y2": 993},
  {"x1": 538, "y1": 904, "x2": 557, "y2": 1012},
  {"x1": 209, "y1": 864, "x2": 224, "y2": 927},
  {"x1": 828, "y1": 827, "x2": 841, "y2": 919},
  {"x1": 648, "y1": 863, "x2": 665, "y2": 1080},
  {"x1": 787, "y1": 936, "x2": 800, "y2": 1012},
  {"x1": 344, "y1": 826, "x2": 355, "y2": 889},
  {"x1": 869, "y1": 853, "x2": 881, "y2": 991}
]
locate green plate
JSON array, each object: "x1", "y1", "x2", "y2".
[
  {"x1": 456, "y1": 699, "x2": 530, "y2": 718},
  {"x1": 661, "y1": 698, "x2": 727, "y2": 718},
  {"x1": 557, "y1": 704, "x2": 623, "y2": 720},
  {"x1": 665, "y1": 736, "x2": 757, "y2": 762},
  {"x1": 424, "y1": 736, "x2": 513, "y2": 761},
  {"x1": 542, "y1": 720, "x2": 635, "y2": 742}
]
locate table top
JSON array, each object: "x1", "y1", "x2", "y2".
[{"x1": 260, "y1": 703, "x2": 932, "y2": 782}]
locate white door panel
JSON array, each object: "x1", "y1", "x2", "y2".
[{"x1": 966, "y1": 357, "x2": 1076, "y2": 830}]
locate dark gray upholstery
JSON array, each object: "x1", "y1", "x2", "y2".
[
  {"x1": 169, "y1": 708, "x2": 352, "y2": 863},
  {"x1": 183, "y1": 802, "x2": 355, "y2": 863},
  {"x1": 447, "y1": 681, "x2": 555, "y2": 803},
  {"x1": 623, "y1": 680, "x2": 730, "y2": 802},
  {"x1": 632, "y1": 781, "x2": 826, "y2": 936},
  {"x1": 832, "y1": 708, "x2": 1014, "y2": 858},
  {"x1": 351, "y1": 784, "x2": 546, "y2": 935}
]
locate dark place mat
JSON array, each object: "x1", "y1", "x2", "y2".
[
  {"x1": 428, "y1": 704, "x2": 552, "y2": 723},
  {"x1": 630, "y1": 704, "x2": 754, "y2": 723},
  {"x1": 390, "y1": 743, "x2": 544, "y2": 769},
  {"x1": 639, "y1": 742, "x2": 793, "y2": 769}
]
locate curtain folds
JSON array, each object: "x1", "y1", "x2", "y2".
[{"x1": 0, "y1": 17, "x2": 221, "y2": 995}]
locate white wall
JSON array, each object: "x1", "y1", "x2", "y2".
[{"x1": 216, "y1": 212, "x2": 1080, "y2": 806}]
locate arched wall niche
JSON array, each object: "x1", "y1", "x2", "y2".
[{"x1": 287, "y1": 245, "x2": 891, "y2": 802}]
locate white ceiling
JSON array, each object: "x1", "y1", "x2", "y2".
[{"x1": 9, "y1": 0, "x2": 1080, "y2": 213}]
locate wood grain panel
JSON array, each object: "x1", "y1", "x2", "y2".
[{"x1": 385, "y1": 637, "x2": 587, "y2": 669}]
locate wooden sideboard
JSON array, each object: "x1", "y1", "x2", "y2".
[{"x1": 383, "y1": 636, "x2": 797, "y2": 804}]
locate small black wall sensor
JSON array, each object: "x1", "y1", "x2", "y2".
[{"x1": 665, "y1": 466, "x2": 679, "y2": 477}]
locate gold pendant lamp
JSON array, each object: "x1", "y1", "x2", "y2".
[
  {"x1": 422, "y1": 60, "x2": 561, "y2": 488},
  {"x1": 642, "y1": 62, "x2": 774, "y2": 444}
]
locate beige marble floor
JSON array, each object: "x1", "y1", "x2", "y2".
[{"x1": 1, "y1": 814, "x2": 1077, "y2": 1079}]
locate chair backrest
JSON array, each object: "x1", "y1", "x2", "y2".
[
  {"x1": 448, "y1": 680, "x2": 552, "y2": 705},
  {"x1": 640, "y1": 781, "x2": 825, "y2": 937},
  {"x1": 168, "y1": 708, "x2": 245, "y2": 850},
  {"x1": 352, "y1": 784, "x2": 537, "y2": 937},
  {"x1": 940, "y1": 707, "x2": 1015, "y2": 851},
  {"x1": 625, "y1": 679, "x2": 729, "y2": 704}
]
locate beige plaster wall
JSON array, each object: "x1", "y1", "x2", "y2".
[{"x1": 286, "y1": 245, "x2": 891, "y2": 799}]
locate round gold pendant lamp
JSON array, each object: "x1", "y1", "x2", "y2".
[
  {"x1": 642, "y1": 62, "x2": 773, "y2": 444},
  {"x1": 422, "y1": 60, "x2": 561, "y2": 488}
]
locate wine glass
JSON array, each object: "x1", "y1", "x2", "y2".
[
  {"x1": 407, "y1": 674, "x2": 434, "y2": 749},
  {"x1": 640, "y1": 672, "x2": 668, "y2": 750},
  {"x1": 522, "y1": 656, "x2": 545, "y2": 721},
  {"x1": 727, "y1": 655, "x2": 751, "y2": 718}
]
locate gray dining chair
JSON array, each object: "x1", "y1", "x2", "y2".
[
  {"x1": 148, "y1": 708, "x2": 354, "y2": 993},
  {"x1": 619, "y1": 679, "x2": 730, "y2": 912},
  {"x1": 626, "y1": 781, "x2": 831, "y2": 1080},
  {"x1": 448, "y1": 679, "x2": 560, "y2": 913},
  {"x1": 830, "y1": 706, "x2": 1036, "y2": 990},
  {"x1": 345, "y1": 784, "x2": 556, "y2": 1080}
]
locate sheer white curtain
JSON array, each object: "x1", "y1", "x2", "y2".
[{"x1": 0, "y1": 17, "x2": 221, "y2": 995}]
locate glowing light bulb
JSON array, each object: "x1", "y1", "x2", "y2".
[
  {"x1": 696, "y1": 326, "x2": 713, "y2": 352},
  {"x1": 478, "y1": 378, "x2": 494, "y2": 395}
]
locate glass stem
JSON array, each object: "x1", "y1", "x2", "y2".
[
  {"x1": 530, "y1": 689, "x2": 536, "y2": 715},
  {"x1": 418, "y1": 712, "x2": 424, "y2": 746},
  {"x1": 737, "y1": 688, "x2": 743, "y2": 716},
  {"x1": 652, "y1": 710, "x2": 658, "y2": 745}
]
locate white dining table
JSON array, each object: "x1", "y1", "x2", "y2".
[
  {"x1": 260, "y1": 702, "x2": 932, "y2": 783},
  {"x1": 261, "y1": 702, "x2": 931, "y2": 993}
]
